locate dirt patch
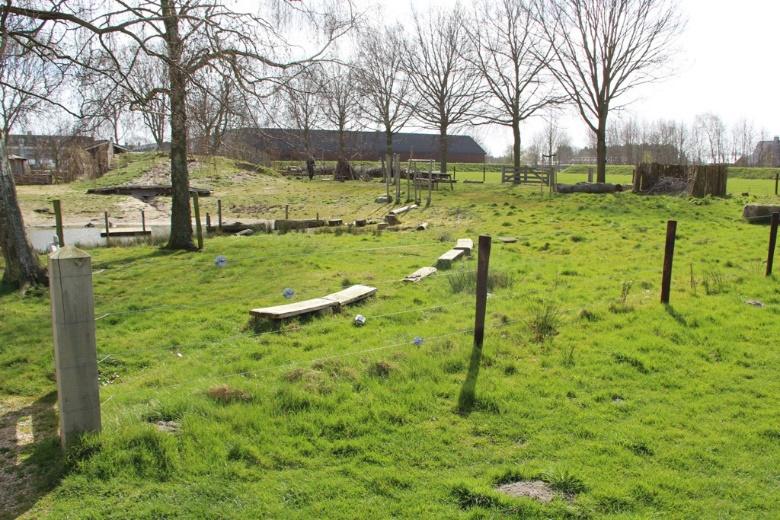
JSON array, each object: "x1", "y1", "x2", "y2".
[
  {"x1": 131, "y1": 160, "x2": 203, "y2": 186},
  {"x1": 496, "y1": 480, "x2": 556, "y2": 503}
]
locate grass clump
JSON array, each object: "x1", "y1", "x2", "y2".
[
  {"x1": 528, "y1": 302, "x2": 561, "y2": 343},
  {"x1": 448, "y1": 269, "x2": 514, "y2": 293},
  {"x1": 543, "y1": 468, "x2": 587, "y2": 495},
  {"x1": 206, "y1": 384, "x2": 253, "y2": 404}
]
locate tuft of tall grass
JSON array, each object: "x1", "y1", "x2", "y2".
[
  {"x1": 528, "y1": 302, "x2": 561, "y2": 343},
  {"x1": 448, "y1": 269, "x2": 514, "y2": 294}
]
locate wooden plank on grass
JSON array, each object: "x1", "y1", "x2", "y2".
[
  {"x1": 389, "y1": 204, "x2": 418, "y2": 217},
  {"x1": 250, "y1": 298, "x2": 336, "y2": 320},
  {"x1": 323, "y1": 285, "x2": 377, "y2": 306},
  {"x1": 404, "y1": 266, "x2": 437, "y2": 283},
  {"x1": 437, "y1": 249, "x2": 465, "y2": 269},
  {"x1": 454, "y1": 238, "x2": 474, "y2": 254}
]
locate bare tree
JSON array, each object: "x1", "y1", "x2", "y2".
[
  {"x1": 0, "y1": 39, "x2": 58, "y2": 140},
  {"x1": 537, "y1": 0, "x2": 683, "y2": 182},
  {"x1": 467, "y1": 0, "x2": 561, "y2": 172},
  {"x1": 405, "y1": 6, "x2": 482, "y2": 173},
  {"x1": 732, "y1": 118, "x2": 756, "y2": 166},
  {"x1": 128, "y1": 51, "x2": 168, "y2": 148},
  {"x1": 694, "y1": 113, "x2": 728, "y2": 164},
  {"x1": 320, "y1": 62, "x2": 360, "y2": 179},
  {"x1": 188, "y1": 66, "x2": 243, "y2": 155},
  {"x1": 5, "y1": 0, "x2": 355, "y2": 250},
  {"x1": 280, "y1": 66, "x2": 324, "y2": 172},
  {"x1": 353, "y1": 23, "x2": 415, "y2": 175}
]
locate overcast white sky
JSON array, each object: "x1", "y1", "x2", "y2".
[{"x1": 370, "y1": 0, "x2": 780, "y2": 155}]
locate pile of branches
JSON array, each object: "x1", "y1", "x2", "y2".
[{"x1": 645, "y1": 176, "x2": 689, "y2": 195}]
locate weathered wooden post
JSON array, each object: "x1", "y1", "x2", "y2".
[
  {"x1": 49, "y1": 246, "x2": 101, "y2": 448},
  {"x1": 766, "y1": 212, "x2": 779, "y2": 276},
  {"x1": 192, "y1": 192, "x2": 203, "y2": 250},
  {"x1": 103, "y1": 212, "x2": 110, "y2": 247},
  {"x1": 140, "y1": 209, "x2": 146, "y2": 233},
  {"x1": 474, "y1": 235, "x2": 492, "y2": 348},
  {"x1": 53, "y1": 199, "x2": 64, "y2": 247},
  {"x1": 775, "y1": 173, "x2": 778, "y2": 196},
  {"x1": 660, "y1": 220, "x2": 677, "y2": 304},
  {"x1": 217, "y1": 199, "x2": 223, "y2": 233},
  {"x1": 205, "y1": 212, "x2": 211, "y2": 231},
  {"x1": 285, "y1": 204, "x2": 289, "y2": 220}
]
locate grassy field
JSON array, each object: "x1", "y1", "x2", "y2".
[{"x1": 2, "y1": 155, "x2": 780, "y2": 518}]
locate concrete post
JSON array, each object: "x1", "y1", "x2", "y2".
[{"x1": 49, "y1": 246, "x2": 101, "y2": 448}]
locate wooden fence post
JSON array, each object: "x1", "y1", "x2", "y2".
[
  {"x1": 206, "y1": 212, "x2": 211, "y2": 231},
  {"x1": 660, "y1": 220, "x2": 677, "y2": 304},
  {"x1": 217, "y1": 199, "x2": 223, "y2": 232},
  {"x1": 104, "y1": 212, "x2": 110, "y2": 247},
  {"x1": 192, "y1": 192, "x2": 203, "y2": 250},
  {"x1": 395, "y1": 154, "x2": 401, "y2": 204},
  {"x1": 285, "y1": 204, "x2": 289, "y2": 220},
  {"x1": 49, "y1": 246, "x2": 101, "y2": 449},
  {"x1": 53, "y1": 199, "x2": 64, "y2": 246},
  {"x1": 775, "y1": 173, "x2": 778, "y2": 196},
  {"x1": 141, "y1": 209, "x2": 146, "y2": 233},
  {"x1": 474, "y1": 235, "x2": 492, "y2": 349},
  {"x1": 766, "y1": 212, "x2": 779, "y2": 276}
]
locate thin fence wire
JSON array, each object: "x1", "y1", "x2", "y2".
[
  {"x1": 100, "y1": 316, "x2": 534, "y2": 405},
  {"x1": 94, "y1": 293, "x2": 506, "y2": 365},
  {"x1": 92, "y1": 267, "x2": 479, "y2": 319}
]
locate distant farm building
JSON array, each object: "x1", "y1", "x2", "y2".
[
  {"x1": 751, "y1": 137, "x2": 780, "y2": 167},
  {"x1": 7, "y1": 133, "x2": 129, "y2": 181},
  {"x1": 7, "y1": 133, "x2": 96, "y2": 169},
  {"x1": 218, "y1": 128, "x2": 487, "y2": 164}
]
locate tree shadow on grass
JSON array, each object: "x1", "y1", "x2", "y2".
[
  {"x1": 456, "y1": 342, "x2": 483, "y2": 416},
  {"x1": 0, "y1": 391, "x2": 66, "y2": 520}
]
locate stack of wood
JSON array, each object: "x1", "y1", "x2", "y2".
[{"x1": 633, "y1": 163, "x2": 727, "y2": 197}]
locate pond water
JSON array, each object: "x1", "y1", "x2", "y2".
[{"x1": 28, "y1": 226, "x2": 170, "y2": 252}]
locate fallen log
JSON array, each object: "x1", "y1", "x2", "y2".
[{"x1": 556, "y1": 183, "x2": 625, "y2": 194}]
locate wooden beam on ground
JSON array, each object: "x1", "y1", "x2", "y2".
[
  {"x1": 404, "y1": 266, "x2": 437, "y2": 283},
  {"x1": 389, "y1": 204, "x2": 418, "y2": 217},
  {"x1": 454, "y1": 238, "x2": 474, "y2": 255},
  {"x1": 250, "y1": 298, "x2": 337, "y2": 320},
  {"x1": 323, "y1": 285, "x2": 377, "y2": 306},
  {"x1": 437, "y1": 249, "x2": 465, "y2": 269}
]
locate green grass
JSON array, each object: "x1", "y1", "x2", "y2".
[{"x1": 3, "y1": 159, "x2": 780, "y2": 518}]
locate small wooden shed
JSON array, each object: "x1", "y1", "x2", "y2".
[
  {"x1": 9, "y1": 154, "x2": 52, "y2": 184},
  {"x1": 84, "y1": 141, "x2": 129, "y2": 177},
  {"x1": 9, "y1": 154, "x2": 31, "y2": 178}
]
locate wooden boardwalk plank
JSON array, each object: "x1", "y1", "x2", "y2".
[
  {"x1": 404, "y1": 266, "x2": 437, "y2": 283},
  {"x1": 437, "y1": 249, "x2": 465, "y2": 269},
  {"x1": 250, "y1": 298, "x2": 336, "y2": 320},
  {"x1": 323, "y1": 284, "x2": 377, "y2": 306}
]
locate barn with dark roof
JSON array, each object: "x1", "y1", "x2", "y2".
[{"x1": 219, "y1": 128, "x2": 486, "y2": 164}]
